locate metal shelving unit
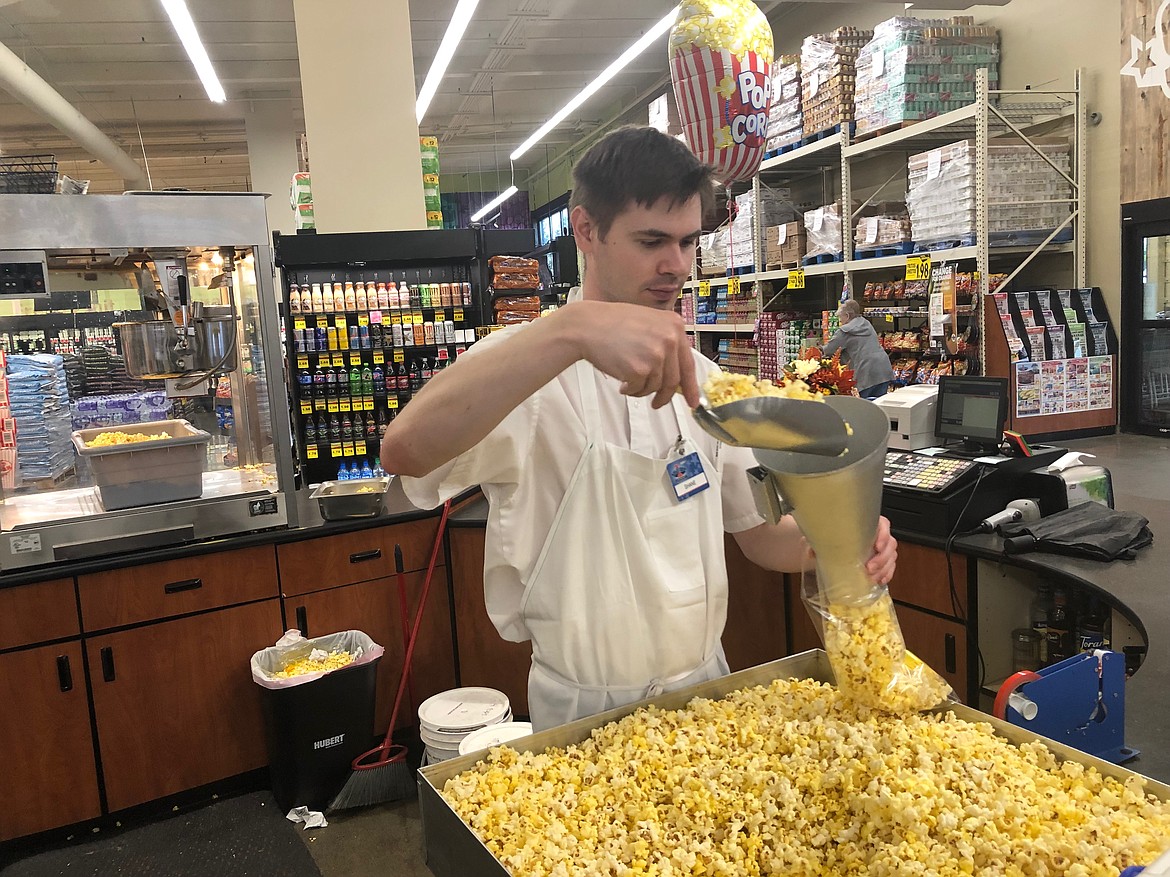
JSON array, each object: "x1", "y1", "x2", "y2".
[{"x1": 684, "y1": 68, "x2": 1086, "y2": 380}]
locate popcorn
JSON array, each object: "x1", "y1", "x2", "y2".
[
  {"x1": 443, "y1": 677, "x2": 1170, "y2": 876},
  {"x1": 670, "y1": 0, "x2": 774, "y2": 57},
  {"x1": 702, "y1": 370, "x2": 821, "y2": 405},
  {"x1": 272, "y1": 648, "x2": 354, "y2": 678},
  {"x1": 84, "y1": 430, "x2": 171, "y2": 447}
]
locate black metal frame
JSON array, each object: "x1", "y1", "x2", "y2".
[{"x1": 1120, "y1": 198, "x2": 1170, "y2": 436}]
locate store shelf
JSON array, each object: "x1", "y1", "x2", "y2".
[
  {"x1": 845, "y1": 103, "x2": 980, "y2": 158},
  {"x1": 759, "y1": 133, "x2": 843, "y2": 176},
  {"x1": 683, "y1": 274, "x2": 741, "y2": 290},
  {"x1": 847, "y1": 243, "x2": 1073, "y2": 272},
  {"x1": 685, "y1": 323, "x2": 756, "y2": 333}
]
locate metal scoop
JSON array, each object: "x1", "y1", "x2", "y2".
[{"x1": 692, "y1": 389, "x2": 852, "y2": 456}]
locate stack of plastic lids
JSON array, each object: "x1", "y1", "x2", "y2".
[
  {"x1": 8, "y1": 354, "x2": 74, "y2": 481},
  {"x1": 457, "y1": 721, "x2": 534, "y2": 757},
  {"x1": 418, "y1": 687, "x2": 511, "y2": 764}
]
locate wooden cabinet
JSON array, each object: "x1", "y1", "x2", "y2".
[
  {"x1": 283, "y1": 568, "x2": 456, "y2": 737},
  {"x1": 887, "y1": 541, "x2": 969, "y2": 620},
  {"x1": 85, "y1": 598, "x2": 283, "y2": 812},
  {"x1": 277, "y1": 517, "x2": 443, "y2": 597},
  {"x1": 785, "y1": 574, "x2": 824, "y2": 655},
  {"x1": 0, "y1": 577, "x2": 78, "y2": 650},
  {"x1": 722, "y1": 534, "x2": 788, "y2": 672},
  {"x1": 449, "y1": 528, "x2": 532, "y2": 717},
  {"x1": 78, "y1": 546, "x2": 279, "y2": 631},
  {"x1": 0, "y1": 641, "x2": 101, "y2": 840},
  {"x1": 894, "y1": 603, "x2": 970, "y2": 703}
]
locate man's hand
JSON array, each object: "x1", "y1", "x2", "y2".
[
  {"x1": 865, "y1": 516, "x2": 898, "y2": 585},
  {"x1": 569, "y1": 300, "x2": 699, "y2": 409}
]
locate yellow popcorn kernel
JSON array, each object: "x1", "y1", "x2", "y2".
[{"x1": 701, "y1": 370, "x2": 820, "y2": 406}]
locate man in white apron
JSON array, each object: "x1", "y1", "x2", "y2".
[{"x1": 383, "y1": 127, "x2": 897, "y2": 732}]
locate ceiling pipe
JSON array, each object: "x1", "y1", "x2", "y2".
[{"x1": 0, "y1": 39, "x2": 150, "y2": 190}]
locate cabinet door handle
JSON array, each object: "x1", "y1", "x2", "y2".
[
  {"x1": 57, "y1": 655, "x2": 73, "y2": 692},
  {"x1": 944, "y1": 634, "x2": 957, "y2": 675},
  {"x1": 100, "y1": 647, "x2": 116, "y2": 683},
  {"x1": 164, "y1": 577, "x2": 203, "y2": 594},
  {"x1": 349, "y1": 548, "x2": 382, "y2": 564},
  {"x1": 394, "y1": 544, "x2": 404, "y2": 574},
  {"x1": 295, "y1": 605, "x2": 308, "y2": 637}
]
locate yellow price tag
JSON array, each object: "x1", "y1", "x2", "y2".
[
  {"x1": 330, "y1": 443, "x2": 342, "y2": 458},
  {"x1": 373, "y1": 350, "x2": 384, "y2": 365},
  {"x1": 787, "y1": 268, "x2": 806, "y2": 290},
  {"x1": 332, "y1": 353, "x2": 344, "y2": 367},
  {"x1": 728, "y1": 276, "x2": 741, "y2": 296},
  {"x1": 299, "y1": 400, "x2": 312, "y2": 415},
  {"x1": 349, "y1": 352, "x2": 361, "y2": 366},
  {"x1": 296, "y1": 355, "x2": 309, "y2": 370},
  {"x1": 698, "y1": 280, "x2": 711, "y2": 298},
  {"x1": 454, "y1": 308, "x2": 464, "y2": 322},
  {"x1": 343, "y1": 443, "x2": 354, "y2": 457},
  {"x1": 313, "y1": 398, "x2": 326, "y2": 411},
  {"x1": 293, "y1": 318, "x2": 306, "y2": 332},
  {"x1": 335, "y1": 316, "x2": 347, "y2": 333},
  {"x1": 327, "y1": 399, "x2": 339, "y2": 413},
  {"x1": 413, "y1": 311, "x2": 423, "y2": 325},
  {"x1": 306, "y1": 445, "x2": 318, "y2": 460},
  {"x1": 393, "y1": 349, "x2": 404, "y2": 363},
  {"x1": 906, "y1": 253, "x2": 931, "y2": 282},
  {"x1": 357, "y1": 314, "x2": 369, "y2": 327},
  {"x1": 364, "y1": 399, "x2": 374, "y2": 411},
  {"x1": 389, "y1": 397, "x2": 399, "y2": 410},
  {"x1": 390, "y1": 312, "x2": 402, "y2": 325},
  {"x1": 339, "y1": 398, "x2": 351, "y2": 413}
]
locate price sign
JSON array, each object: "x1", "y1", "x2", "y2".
[
  {"x1": 299, "y1": 400, "x2": 312, "y2": 415},
  {"x1": 390, "y1": 312, "x2": 402, "y2": 325},
  {"x1": 437, "y1": 347, "x2": 449, "y2": 361},
  {"x1": 314, "y1": 398, "x2": 326, "y2": 411},
  {"x1": 330, "y1": 443, "x2": 342, "y2": 458},
  {"x1": 373, "y1": 350, "x2": 384, "y2": 365},
  {"x1": 306, "y1": 446, "x2": 318, "y2": 460},
  {"x1": 332, "y1": 353, "x2": 345, "y2": 368},
  {"x1": 905, "y1": 254, "x2": 932, "y2": 282},
  {"x1": 393, "y1": 349, "x2": 405, "y2": 363},
  {"x1": 364, "y1": 399, "x2": 374, "y2": 411},
  {"x1": 327, "y1": 399, "x2": 339, "y2": 413},
  {"x1": 454, "y1": 308, "x2": 464, "y2": 322},
  {"x1": 698, "y1": 280, "x2": 712, "y2": 298},
  {"x1": 343, "y1": 443, "x2": 354, "y2": 457},
  {"x1": 339, "y1": 399, "x2": 351, "y2": 413},
  {"x1": 293, "y1": 318, "x2": 306, "y2": 332},
  {"x1": 349, "y1": 352, "x2": 361, "y2": 366},
  {"x1": 389, "y1": 397, "x2": 399, "y2": 410},
  {"x1": 413, "y1": 310, "x2": 424, "y2": 325},
  {"x1": 335, "y1": 317, "x2": 347, "y2": 334},
  {"x1": 357, "y1": 314, "x2": 369, "y2": 327},
  {"x1": 296, "y1": 355, "x2": 309, "y2": 370},
  {"x1": 728, "y1": 276, "x2": 741, "y2": 296},
  {"x1": 787, "y1": 268, "x2": 806, "y2": 290}
]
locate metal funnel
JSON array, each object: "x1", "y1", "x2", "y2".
[{"x1": 753, "y1": 396, "x2": 889, "y2": 605}]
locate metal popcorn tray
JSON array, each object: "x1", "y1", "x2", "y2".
[{"x1": 417, "y1": 650, "x2": 1170, "y2": 877}]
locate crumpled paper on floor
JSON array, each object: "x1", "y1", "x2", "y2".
[{"x1": 286, "y1": 805, "x2": 328, "y2": 830}]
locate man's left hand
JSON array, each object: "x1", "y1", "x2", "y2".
[{"x1": 865, "y1": 516, "x2": 897, "y2": 585}]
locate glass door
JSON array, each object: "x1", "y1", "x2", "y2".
[{"x1": 1122, "y1": 202, "x2": 1170, "y2": 434}]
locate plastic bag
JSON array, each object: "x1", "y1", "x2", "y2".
[
  {"x1": 489, "y1": 255, "x2": 539, "y2": 271},
  {"x1": 801, "y1": 571, "x2": 953, "y2": 713},
  {"x1": 251, "y1": 629, "x2": 384, "y2": 690}
]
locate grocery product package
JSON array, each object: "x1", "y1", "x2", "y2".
[
  {"x1": 800, "y1": 27, "x2": 873, "y2": 138},
  {"x1": 765, "y1": 54, "x2": 803, "y2": 152},
  {"x1": 251, "y1": 629, "x2": 384, "y2": 690},
  {"x1": 730, "y1": 187, "x2": 800, "y2": 269},
  {"x1": 800, "y1": 570, "x2": 954, "y2": 713},
  {"x1": 854, "y1": 16, "x2": 1000, "y2": 137},
  {"x1": 765, "y1": 221, "x2": 806, "y2": 267},
  {"x1": 698, "y1": 228, "x2": 729, "y2": 274},
  {"x1": 803, "y1": 203, "x2": 843, "y2": 259}
]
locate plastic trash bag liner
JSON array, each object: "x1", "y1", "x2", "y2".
[
  {"x1": 251, "y1": 629, "x2": 384, "y2": 689},
  {"x1": 999, "y1": 502, "x2": 1153, "y2": 562}
]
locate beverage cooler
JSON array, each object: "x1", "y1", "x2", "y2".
[
  {"x1": 0, "y1": 192, "x2": 296, "y2": 570},
  {"x1": 1121, "y1": 197, "x2": 1170, "y2": 434},
  {"x1": 272, "y1": 229, "x2": 480, "y2": 485}
]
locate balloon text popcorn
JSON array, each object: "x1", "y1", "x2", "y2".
[{"x1": 669, "y1": 0, "x2": 775, "y2": 183}]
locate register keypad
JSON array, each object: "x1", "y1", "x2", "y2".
[{"x1": 883, "y1": 451, "x2": 977, "y2": 494}]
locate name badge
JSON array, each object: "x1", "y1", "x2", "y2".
[{"x1": 667, "y1": 438, "x2": 709, "y2": 501}]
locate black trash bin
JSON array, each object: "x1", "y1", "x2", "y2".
[{"x1": 258, "y1": 648, "x2": 381, "y2": 812}]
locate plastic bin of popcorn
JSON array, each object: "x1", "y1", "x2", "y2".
[{"x1": 252, "y1": 629, "x2": 384, "y2": 812}]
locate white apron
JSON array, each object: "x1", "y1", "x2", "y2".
[{"x1": 519, "y1": 361, "x2": 730, "y2": 731}]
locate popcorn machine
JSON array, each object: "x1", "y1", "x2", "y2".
[{"x1": 0, "y1": 192, "x2": 296, "y2": 570}]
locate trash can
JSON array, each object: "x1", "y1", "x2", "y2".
[{"x1": 251, "y1": 630, "x2": 384, "y2": 812}]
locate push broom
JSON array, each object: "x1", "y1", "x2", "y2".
[{"x1": 329, "y1": 499, "x2": 451, "y2": 810}]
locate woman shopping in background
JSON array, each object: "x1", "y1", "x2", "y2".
[{"x1": 822, "y1": 299, "x2": 895, "y2": 400}]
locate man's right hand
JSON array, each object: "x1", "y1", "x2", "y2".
[{"x1": 566, "y1": 300, "x2": 700, "y2": 410}]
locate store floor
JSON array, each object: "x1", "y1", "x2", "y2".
[{"x1": 296, "y1": 799, "x2": 430, "y2": 876}]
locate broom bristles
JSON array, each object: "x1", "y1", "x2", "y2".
[{"x1": 328, "y1": 759, "x2": 416, "y2": 811}]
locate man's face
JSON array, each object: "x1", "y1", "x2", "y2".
[{"x1": 572, "y1": 194, "x2": 702, "y2": 311}]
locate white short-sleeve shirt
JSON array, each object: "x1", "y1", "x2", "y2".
[{"x1": 401, "y1": 321, "x2": 765, "y2": 643}]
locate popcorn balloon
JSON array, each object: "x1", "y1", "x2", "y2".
[{"x1": 669, "y1": 0, "x2": 774, "y2": 183}]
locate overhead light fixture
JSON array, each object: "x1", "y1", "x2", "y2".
[
  {"x1": 470, "y1": 186, "x2": 519, "y2": 223},
  {"x1": 160, "y1": 0, "x2": 226, "y2": 103},
  {"x1": 416, "y1": 0, "x2": 481, "y2": 125},
  {"x1": 510, "y1": 7, "x2": 678, "y2": 161}
]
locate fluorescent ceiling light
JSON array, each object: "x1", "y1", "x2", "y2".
[
  {"x1": 510, "y1": 8, "x2": 678, "y2": 161},
  {"x1": 160, "y1": 0, "x2": 226, "y2": 103},
  {"x1": 417, "y1": 0, "x2": 481, "y2": 125},
  {"x1": 470, "y1": 186, "x2": 519, "y2": 222}
]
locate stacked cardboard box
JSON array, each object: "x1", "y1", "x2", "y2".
[
  {"x1": 766, "y1": 222, "x2": 807, "y2": 268},
  {"x1": 732, "y1": 188, "x2": 800, "y2": 270},
  {"x1": 855, "y1": 17, "x2": 1000, "y2": 137},
  {"x1": 766, "y1": 55, "x2": 803, "y2": 152},
  {"x1": 906, "y1": 139, "x2": 1072, "y2": 246},
  {"x1": 800, "y1": 28, "x2": 874, "y2": 138}
]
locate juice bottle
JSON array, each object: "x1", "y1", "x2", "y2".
[
  {"x1": 344, "y1": 281, "x2": 357, "y2": 311},
  {"x1": 355, "y1": 282, "x2": 368, "y2": 311},
  {"x1": 288, "y1": 283, "x2": 301, "y2": 314},
  {"x1": 310, "y1": 283, "x2": 324, "y2": 313},
  {"x1": 377, "y1": 282, "x2": 389, "y2": 310}
]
